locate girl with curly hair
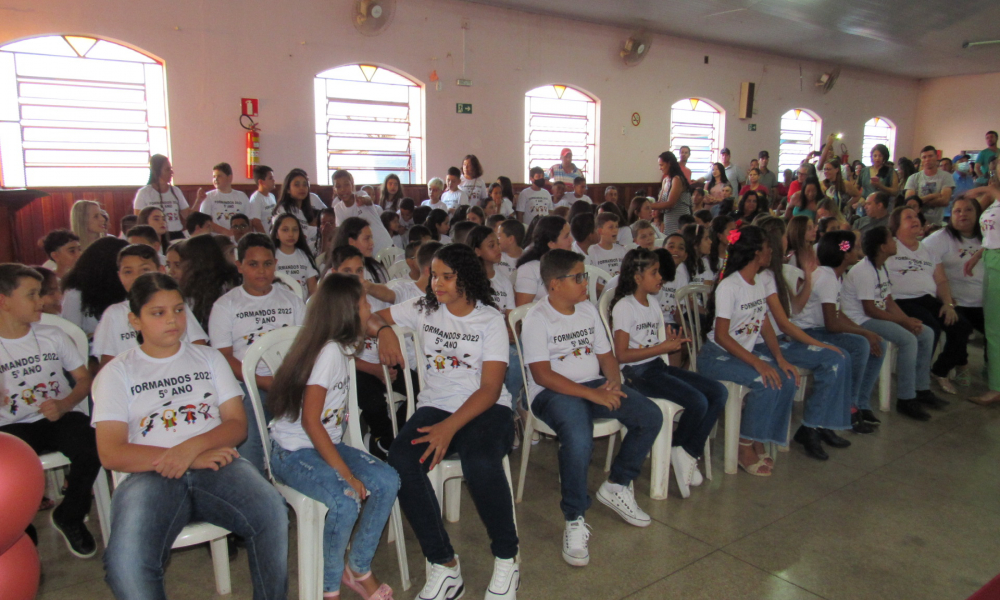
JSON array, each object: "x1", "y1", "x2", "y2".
[
  {"x1": 61, "y1": 236, "x2": 129, "y2": 337},
  {"x1": 375, "y1": 243, "x2": 519, "y2": 599}
]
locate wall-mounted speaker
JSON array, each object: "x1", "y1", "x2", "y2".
[{"x1": 738, "y1": 82, "x2": 755, "y2": 120}]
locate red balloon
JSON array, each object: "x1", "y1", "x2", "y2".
[
  {"x1": 0, "y1": 534, "x2": 40, "y2": 600},
  {"x1": 0, "y1": 432, "x2": 44, "y2": 554}
]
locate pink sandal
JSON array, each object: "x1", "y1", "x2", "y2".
[{"x1": 342, "y1": 567, "x2": 393, "y2": 600}]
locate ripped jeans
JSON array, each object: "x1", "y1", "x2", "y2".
[{"x1": 270, "y1": 442, "x2": 399, "y2": 593}]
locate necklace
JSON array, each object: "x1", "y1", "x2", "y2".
[{"x1": 0, "y1": 326, "x2": 44, "y2": 406}]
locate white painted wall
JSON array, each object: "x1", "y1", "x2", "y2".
[
  {"x1": 0, "y1": 0, "x2": 920, "y2": 184},
  {"x1": 914, "y1": 73, "x2": 1000, "y2": 159}
]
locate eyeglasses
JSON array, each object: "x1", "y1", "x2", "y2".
[
  {"x1": 555, "y1": 272, "x2": 589, "y2": 284},
  {"x1": 232, "y1": 223, "x2": 250, "y2": 230}
]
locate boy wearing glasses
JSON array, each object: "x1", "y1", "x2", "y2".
[
  {"x1": 229, "y1": 213, "x2": 251, "y2": 242},
  {"x1": 520, "y1": 250, "x2": 661, "y2": 568}
]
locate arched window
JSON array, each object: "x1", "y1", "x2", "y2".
[
  {"x1": 524, "y1": 85, "x2": 598, "y2": 181},
  {"x1": 670, "y1": 98, "x2": 724, "y2": 180},
  {"x1": 778, "y1": 109, "x2": 821, "y2": 174},
  {"x1": 314, "y1": 64, "x2": 424, "y2": 185},
  {"x1": 862, "y1": 117, "x2": 896, "y2": 163},
  {"x1": 0, "y1": 35, "x2": 167, "y2": 187}
]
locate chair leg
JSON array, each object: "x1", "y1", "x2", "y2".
[
  {"x1": 723, "y1": 384, "x2": 743, "y2": 475},
  {"x1": 430, "y1": 466, "x2": 445, "y2": 517},
  {"x1": 649, "y1": 400, "x2": 679, "y2": 500},
  {"x1": 294, "y1": 503, "x2": 317, "y2": 600},
  {"x1": 390, "y1": 501, "x2": 411, "y2": 591},
  {"x1": 444, "y1": 478, "x2": 462, "y2": 523},
  {"x1": 516, "y1": 417, "x2": 535, "y2": 503},
  {"x1": 878, "y1": 344, "x2": 894, "y2": 412},
  {"x1": 603, "y1": 431, "x2": 616, "y2": 473},
  {"x1": 703, "y1": 437, "x2": 713, "y2": 481},
  {"x1": 93, "y1": 468, "x2": 112, "y2": 547},
  {"x1": 209, "y1": 536, "x2": 233, "y2": 595}
]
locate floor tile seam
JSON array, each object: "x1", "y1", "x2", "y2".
[
  {"x1": 717, "y1": 548, "x2": 832, "y2": 600},
  {"x1": 613, "y1": 549, "x2": 736, "y2": 599}
]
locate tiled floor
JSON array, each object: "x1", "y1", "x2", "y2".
[{"x1": 34, "y1": 348, "x2": 1000, "y2": 600}]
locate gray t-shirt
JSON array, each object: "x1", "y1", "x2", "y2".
[
  {"x1": 904, "y1": 170, "x2": 954, "y2": 226},
  {"x1": 757, "y1": 169, "x2": 778, "y2": 195}
]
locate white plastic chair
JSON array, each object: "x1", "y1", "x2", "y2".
[
  {"x1": 273, "y1": 272, "x2": 304, "y2": 300},
  {"x1": 376, "y1": 246, "x2": 404, "y2": 269},
  {"x1": 585, "y1": 264, "x2": 611, "y2": 305},
  {"x1": 597, "y1": 289, "x2": 710, "y2": 499},
  {"x1": 387, "y1": 260, "x2": 412, "y2": 281},
  {"x1": 676, "y1": 284, "x2": 778, "y2": 475},
  {"x1": 387, "y1": 326, "x2": 518, "y2": 526},
  {"x1": 877, "y1": 342, "x2": 898, "y2": 412},
  {"x1": 507, "y1": 305, "x2": 622, "y2": 502},
  {"x1": 37, "y1": 313, "x2": 112, "y2": 545},
  {"x1": 242, "y1": 327, "x2": 411, "y2": 598},
  {"x1": 108, "y1": 469, "x2": 233, "y2": 594}
]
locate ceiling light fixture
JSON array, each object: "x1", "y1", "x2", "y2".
[{"x1": 962, "y1": 39, "x2": 1000, "y2": 49}]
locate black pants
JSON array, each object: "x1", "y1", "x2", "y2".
[
  {"x1": 354, "y1": 368, "x2": 418, "y2": 449},
  {"x1": 956, "y1": 306, "x2": 987, "y2": 363},
  {"x1": 0, "y1": 412, "x2": 100, "y2": 524},
  {"x1": 897, "y1": 294, "x2": 974, "y2": 377}
]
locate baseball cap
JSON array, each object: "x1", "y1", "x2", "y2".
[
  {"x1": 560, "y1": 148, "x2": 572, "y2": 158},
  {"x1": 758, "y1": 150, "x2": 770, "y2": 159},
  {"x1": 721, "y1": 147, "x2": 731, "y2": 155},
  {"x1": 953, "y1": 153, "x2": 970, "y2": 162}
]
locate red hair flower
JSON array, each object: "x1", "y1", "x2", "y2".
[
  {"x1": 839, "y1": 240, "x2": 851, "y2": 252},
  {"x1": 727, "y1": 229, "x2": 741, "y2": 244}
]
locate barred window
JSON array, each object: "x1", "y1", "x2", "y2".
[{"x1": 524, "y1": 84, "x2": 598, "y2": 181}]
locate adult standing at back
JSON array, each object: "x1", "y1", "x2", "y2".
[
  {"x1": 460, "y1": 154, "x2": 489, "y2": 207},
  {"x1": 962, "y1": 180, "x2": 1000, "y2": 404},
  {"x1": 548, "y1": 148, "x2": 583, "y2": 184},
  {"x1": 859, "y1": 144, "x2": 900, "y2": 208},
  {"x1": 756, "y1": 151, "x2": 778, "y2": 201},
  {"x1": 649, "y1": 151, "x2": 692, "y2": 236},
  {"x1": 904, "y1": 145, "x2": 954, "y2": 227},
  {"x1": 975, "y1": 131, "x2": 998, "y2": 186},
  {"x1": 331, "y1": 169, "x2": 393, "y2": 254},
  {"x1": 677, "y1": 146, "x2": 693, "y2": 183},
  {"x1": 720, "y1": 148, "x2": 744, "y2": 189},
  {"x1": 70, "y1": 200, "x2": 107, "y2": 251},
  {"x1": 133, "y1": 154, "x2": 190, "y2": 240}
]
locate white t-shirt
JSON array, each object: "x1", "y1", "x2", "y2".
[
  {"x1": 271, "y1": 203, "x2": 319, "y2": 250},
  {"x1": 201, "y1": 190, "x2": 250, "y2": 228},
  {"x1": 698, "y1": 256, "x2": 718, "y2": 285},
  {"x1": 91, "y1": 342, "x2": 242, "y2": 448},
  {"x1": 357, "y1": 294, "x2": 390, "y2": 365},
  {"x1": 657, "y1": 262, "x2": 689, "y2": 324},
  {"x1": 0, "y1": 324, "x2": 84, "y2": 426},
  {"x1": 516, "y1": 188, "x2": 553, "y2": 225},
  {"x1": 208, "y1": 285, "x2": 306, "y2": 376},
  {"x1": 567, "y1": 194, "x2": 592, "y2": 205},
  {"x1": 923, "y1": 229, "x2": 983, "y2": 307},
  {"x1": 790, "y1": 266, "x2": 839, "y2": 330},
  {"x1": 496, "y1": 252, "x2": 517, "y2": 282},
  {"x1": 459, "y1": 177, "x2": 488, "y2": 207},
  {"x1": 490, "y1": 271, "x2": 515, "y2": 312},
  {"x1": 491, "y1": 198, "x2": 515, "y2": 218},
  {"x1": 331, "y1": 196, "x2": 393, "y2": 254},
  {"x1": 514, "y1": 260, "x2": 546, "y2": 301},
  {"x1": 421, "y1": 199, "x2": 449, "y2": 212},
  {"x1": 269, "y1": 341, "x2": 352, "y2": 451},
  {"x1": 570, "y1": 242, "x2": 593, "y2": 266},
  {"x1": 708, "y1": 271, "x2": 769, "y2": 352},
  {"x1": 587, "y1": 244, "x2": 626, "y2": 276},
  {"x1": 904, "y1": 170, "x2": 954, "y2": 225},
  {"x1": 389, "y1": 298, "x2": 511, "y2": 413},
  {"x1": 134, "y1": 185, "x2": 190, "y2": 232},
  {"x1": 842, "y1": 258, "x2": 891, "y2": 325},
  {"x1": 275, "y1": 248, "x2": 318, "y2": 301},
  {"x1": 521, "y1": 298, "x2": 611, "y2": 401},
  {"x1": 439, "y1": 234, "x2": 452, "y2": 245},
  {"x1": 617, "y1": 226, "x2": 634, "y2": 246},
  {"x1": 248, "y1": 191, "x2": 276, "y2": 224},
  {"x1": 982, "y1": 202, "x2": 1000, "y2": 250},
  {"x1": 611, "y1": 295, "x2": 663, "y2": 367},
  {"x1": 441, "y1": 189, "x2": 469, "y2": 211},
  {"x1": 92, "y1": 301, "x2": 207, "y2": 360},
  {"x1": 60, "y1": 288, "x2": 100, "y2": 337},
  {"x1": 886, "y1": 240, "x2": 937, "y2": 300},
  {"x1": 389, "y1": 278, "x2": 423, "y2": 304}
]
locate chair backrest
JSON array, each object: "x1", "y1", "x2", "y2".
[
  {"x1": 597, "y1": 287, "x2": 615, "y2": 346},
  {"x1": 376, "y1": 247, "x2": 404, "y2": 269},
  {"x1": 508, "y1": 303, "x2": 535, "y2": 406},
  {"x1": 40, "y1": 313, "x2": 88, "y2": 363},
  {"x1": 241, "y1": 326, "x2": 303, "y2": 475},
  {"x1": 675, "y1": 283, "x2": 712, "y2": 370},
  {"x1": 382, "y1": 326, "x2": 420, "y2": 420},
  {"x1": 387, "y1": 260, "x2": 411, "y2": 281},
  {"x1": 273, "y1": 272, "x2": 304, "y2": 300},
  {"x1": 585, "y1": 264, "x2": 611, "y2": 304}
]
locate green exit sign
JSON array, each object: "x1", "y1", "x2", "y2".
[
  {"x1": 748, "y1": 123, "x2": 757, "y2": 131},
  {"x1": 456, "y1": 103, "x2": 473, "y2": 114}
]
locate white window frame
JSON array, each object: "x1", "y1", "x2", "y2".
[
  {"x1": 861, "y1": 117, "x2": 896, "y2": 163},
  {"x1": 524, "y1": 84, "x2": 599, "y2": 182},
  {"x1": 0, "y1": 35, "x2": 168, "y2": 187},
  {"x1": 778, "y1": 108, "x2": 822, "y2": 174},
  {"x1": 314, "y1": 64, "x2": 425, "y2": 186},
  {"x1": 670, "y1": 97, "x2": 724, "y2": 180}
]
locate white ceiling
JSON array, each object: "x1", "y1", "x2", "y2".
[{"x1": 459, "y1": 0, "x2": 1000, "y2": 79}]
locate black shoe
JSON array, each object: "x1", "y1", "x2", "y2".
[
  {"x1": 793, "y1": 426, "x2": 829, "y2": 460},
  {"x1": 818, "y1": 428, "x2": 851, "y2": 448},
  {"x1": 897, "y1": 399, "x2": 931, "y2": 421},
  {"x1": 851, "y1": 412, "x2": 876, "y2": 434},
  {"x1": 859, "y1": 409, "x2": 881, "y2": 425},
  {"x1": 916, "y1": 390, "x2": 950, "y2": 410},
  {"x1": 50, "y1": 511, "x2": 96, "y2": 558}
]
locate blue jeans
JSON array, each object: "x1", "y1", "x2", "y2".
[
  {"x1": 622, "y1": 359, "x2": 726, "y2": 458},
  {"x1": 803, "y1": 329, "x2": 885, "y2": 411},
  {"x1": 505, "y1": 344, "x2": 524, "y2": 408},
  {"x1": 531, "y1": 379, "x2": 662, "y2": 521},
  {"x1": 776, "y1": 338, "x2": 852, "y2": 430},
  {"x1": 270, "y1": 442, "x2": 399, "y2": 593},
  {"x1": 238, "y1": 382, "x2": 268, "y2": 477},
  {"x1": 861, "y1": 318, "x2": 934, "y2": 399},
  {"x1": 387, "y1": 405, "x2": 518, "y2": 564},
  {"x1": 104, "y1": 458, "x2": 288, "y2": 600},
  {"x1": 697, "y1": 341, "x2": 797, "y2": 445}
]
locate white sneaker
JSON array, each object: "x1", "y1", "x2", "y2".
[
  {"x1": 485, "y1": 557, "x2": 519, "y2": 599},
  {"x1": 671, "y1": 447, "x2": 697, "y2": 498},
  {"x1": 419, "y1": 558, "x2": 464, "y2": 600},
  {"x1": 690, "y1": 462, "x2": 704, "y2": 487},
  {"x1": 562, "y1": 517, "x2": 592, "y2": 567},
  {"x1": 596, "y1": 481, "x2": 651, "y2": 527}
]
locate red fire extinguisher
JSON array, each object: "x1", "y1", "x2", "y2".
[{"x1": 241, "y1": 115, "x2": 260, "y2": 179}]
